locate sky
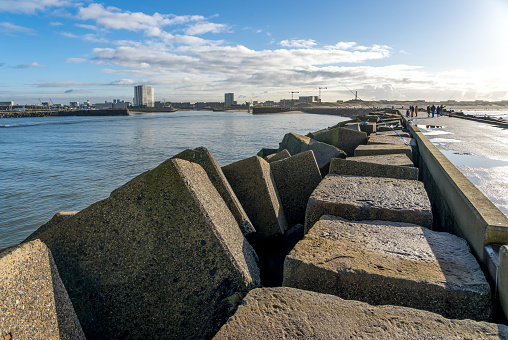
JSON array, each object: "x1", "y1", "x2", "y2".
[{"x1": 1, "y1": 0, "x2": 508, "y2": 104}]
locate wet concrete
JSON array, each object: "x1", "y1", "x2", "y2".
[{"x1": 410, "y1": 115, "x2": 508, "y2": 217}]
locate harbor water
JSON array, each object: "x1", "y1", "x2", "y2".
[{"x1": 0, "y1": 111, "x2": 347, "y2": 250}]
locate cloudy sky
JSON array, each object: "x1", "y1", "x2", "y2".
[{"x1": 1, "y1": 0, "x2": 507, "y2": 104}]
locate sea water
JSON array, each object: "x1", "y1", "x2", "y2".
[{"x1": 0, "y1": 111, "x2": 347, "y2": 249}]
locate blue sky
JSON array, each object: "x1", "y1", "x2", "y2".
[{"x1": 1, "y1": 0, "x2": 507, "y2": 104}]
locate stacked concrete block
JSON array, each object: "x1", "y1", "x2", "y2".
[
  {"x1": 359, "y1": 122, "x2": 376, "y2": 135},
  {"x1": 368, "y1": 133, "x2": 412, "y2": 146},
  {"x1": 344, "y1": 123, "x2": 361, "y2": 131},
  {"x1": 256, "y1": 148, "x2": 278, "y2": 158},
  {"x1": 213, "y1": 287, "x2": 505, "y2": 339},
  {"x1": 364, "y1": 114, "x2": 380, "y2": 122},
  {"x1": 376, "y1": 130, "x2": 411, "y2": 138},
  {"x1": 0, "y1": 240, "x2": 85, "y2": 339},
  {"x1": 309, "y1": 127, "x2": 368, "y2": 157},
  {"x1": 270, "y1": 151, "x2": 322, "y2": 226},
  {"x1": 284, "y1": 216, "x2": 492, "y2": 320},
  {"x1": 350, "y1": 154, "x2": 414, "y2": 167},
  {"x1": 329, "y1": 158, "x2": 418, "y2": 180},
  {"x1": 223, "y1": 156, "x2": 288, "y2": 239},
  {"x1": 173, "y1": 146, "x2": 255, "y2": 236},
  {"x1": 354, "y1": 143, "x2": 413, "y2": 161},
  {"x1": 25, "y1": 211, "x2": 79, "y2": 242},
  {"x1": 277, "y1": 132, "x2": 346, "y2": 173},
  {"x1": 305, "y1": 175, "x2": 432, "y2": 233},
  {"x1": 265, "y1": 149, "x2": 291, "y2": 163},
  {"x1": 26, "y1": 158, "x2": 260, "y2": 339}
]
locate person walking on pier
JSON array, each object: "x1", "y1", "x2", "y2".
[
  {"x1": 410, "y1": 105, "x2": 414, "y2": 117},
  {"x1": 415, "y1": 106, "x2": 419, "y2": 117},
  {"x1": 427, "y1": 105, "x2": 431, "y2": 117},
  {"x1": 431, "y1": 104, "x2": 436, "y2": 118}
]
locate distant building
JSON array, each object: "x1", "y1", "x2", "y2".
[
  {"x1": 225, "y1": 93, "x2": 234, "y2": 107},
  {"x1": 299, "y1": 96, "x2": 318, "y2": 103},
  {"x1": 134, "y1": 85, "x2": 154, "y2": 107},
  {"x1": 70, "y1": 102, "x2": 80, "y2": 108},
  {"x1": 172, "y1": 102, "x2": 193, "y2": 110}
]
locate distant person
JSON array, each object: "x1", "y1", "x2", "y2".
[
  {"x1": 406, "y1": 108, "x2": 410, "y2": 117},
  {"x1": 431, "y1": 104, "x2": 436, "y2": 118},
  {"x1": 415, "y1": 106, "x2": 418, "y2": 117},
  {"x1": 410, "y1": 105, "x2": 414, "y2": 117},
  {"x1": 427, "y1": 105, "x2": 431, "y2": 117}
]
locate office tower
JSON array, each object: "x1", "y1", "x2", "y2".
[{"x1": 225, "y1": 93, "x2": 234, "y2": 107}]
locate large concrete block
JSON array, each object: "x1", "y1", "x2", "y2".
[
  {"x1": 329, "y1": 158, "x2": 418, "y2": 180},
  {"x1": 284, "y1": 216, "x2": 492, "y2": 321},
  {"x1": 376, "y1": 130, "x2": 411, "y2": 138},
  {"x1": 0, "y1": 240, "x2": 85, "y2": 339},
  {"x1": 277, "y1": 133, "x2": 346, "y2": 174},
  {"x1": 270, "y1": 151, "x2": 322, "y2": 226},
  {"x1": 223, "y1": 156, "x2": 288, "y2": 239},
  {"x1": 368, "y1": 133, "x2": 413, "y2": 146},
  {"x1": 173, "y1": 146, "x2": 255, "y2": 236},
  {"x1": 26, "y1": 158, "x2": 260, "y2": 339},
  {"x1": 354, "y1": 143, "x2": 413, "y2": 161},
  {"x1": 265, "y1": 149, "x2": 291, "y2": 163},
  {"x1": 498, "y1": 245, "x2": 508, "y2": 320},
  {"x1": 359, "y1": 122, "x2": 376, "y2": 134},
  {"x1": 305, "y1": 175, "x2": 432, "y2": 232},
  {"x1": 310, "y1": 127, "x2": 368, "y2": 157},
  {"x1": 349, "y1": 154, "x2": 414, "y2": 167},
  {"x1": 277, "y1": 133, "x2": 311, "y2": 155},
  {"x1": 26, "y1": 211, "x2": 79, "y2": 242},
  {"x1": 213, "y1": 287, "x2": 506, "y2": 339}
]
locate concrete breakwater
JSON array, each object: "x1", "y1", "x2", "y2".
[
  {"x1": 2, "y1": 110, "x2": 508, "y2": 338},
  {"x1": 0, "y1": 108, "x2": 129, "y2": 118}
]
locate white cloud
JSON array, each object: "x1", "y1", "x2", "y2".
[
  {"x1": 66, "y1": 57, "x2": 87, "y2": 63},
  {"x1": 0, "y1": 0, "x2": 79, "y2": 14},
  {"x1": 49, "y1": 21, "x2": 63, "y2": 26},
  {"x1": 185, "y1": 22, "x2": 229, "y2": 35},
  {"x1": 280, "y1": 39, "x2": 317, "y2": 48},
  {"x1": 0, "y1": 22, "x2": 36, "y2": 35},
  {"x1": 15, "y1": 62, "x2": 47, "y2": 68}
]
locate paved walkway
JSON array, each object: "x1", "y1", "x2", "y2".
[{"x1": 408, "y1": 115, "x2": 508, "y2": 216}]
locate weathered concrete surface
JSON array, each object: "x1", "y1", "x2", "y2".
[
  {"x1": 497, "y1": 245, "x2": 508, "y2": 320},
  {"x1": 376, "y1": 130, "x2": 411, "y2": 138},
  {"x1": 308, "y1": 127, "x2": 368, "y2": 157},
  {"x1": 25, "y1": 211, "x2": 79, "y2": 242},
  {"x1": 256, "y1": 148, "x2": 277, "y2": 158},
  {"x1": 0, "y1": 240, "x2": 85, "y2": 339},
  {"x1": 329, "y1": 158, "x2": 418, "y2": 180},
  {"x1": 265, "y1": 149, "x2": 291, "y2": 163},
  {"x1": 368, "y1": 133, "x2": 413, "y2": 146},
  {"x1": 344, "y1": 122, "x2": 361, "y2": 131},
  {"x1": 213, "y1": 287, "x2": 506, "y2": 339},
  {"x1": 27, "y1": 158, "x2": 260, "y2": 339},
  {"x1": 360, "y1": 122, "x2": 376, "y2": 134},
  {"x1": 277, "y1": 132, "x2": 346, "y2": 174},
  {"x1": 284, "y1": 216, "x2": 492, "y2": 321},
  {"x1": 223, "y1": 156, "x2": 288, "y2": 239},
  {"x1": 305, "y1": 175, "x2": 432, "y2": 233},
  {"x1": 270, "y1": 151, "x2": 322, "y2": 226},
  {"x1": 354, "y1": 143, "x2": 413, "y2": 161},
  {"x1": 173, "y1": 146, "x2": 255, "y2": 236},
  {"x1": 349, "y1": 153, "x2": 414, "y2": 167}
]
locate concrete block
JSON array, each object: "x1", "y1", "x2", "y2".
[
  {"x1": 213, "y1": 287, "x2": 505, "y2": 339},
  {"x1": 376, "y1": 130, "x2": 411, "y2": 138},
  {"x1": 27, "y1": 158, "x2": 260, "y2": 339},
  {"x1": 359, "y1": 122, "x2": 376, "y2": 134},
  {"x1": 265, "y1": 149, "x2": 291, "y2": 163},
  {"x1": 26, "y1": 211, "x2": 79, "y2": 242},
  {"x1": 368, "y1": 133, "x2": 413, "y2": 146},
  {"x1": 344, "y1": 123, "x2": 361, "y2": 131},
  {"x1": 223, "y1": 156, "x2": 288, "y2": 239},
  {"x1": 309, "y1": 127, "x2": 368, "y2": 157},
  {"x1": 173, "y1": 146, "x2": 255, "y2": 236},
  {"x1": 277, "y1": 133, "x2": 311, "y2": 155},
  {"x1": 378, "y1": 125, "x2": 404, "y2": 132},
  {"x1": 270, "y1": 151, "x2": 322, "y2": 226},
  {"x1": 349, "y1": 154, "x2": 414, "y2": 167},
  {"x1": 354, "y1": 143, "x2": 413, "y2": 161},
  {"x1": 304, "y1": 175, "x2": 432, "y2": 233},
  {"x1": 284, "y1": 216, "x2": 491, "y2": 321},
  {"x1": 329, "y1": 158, "x2": 418, "y2": 180},
  {"x1": 306, "y1": 139, "x2": 346, "y2": 173},
  {"x1": 498, "y1": 245, "x2": 508, "y2": 320},
  {"x1": 256, "y1": 148, "x2": 277, "y2": 158},
  {"x1": 0, "y1": 240, "x2": 85, "y2": 339},
  {"x1": 364, "y1": 114, "x2": 380, "y2": 122}
]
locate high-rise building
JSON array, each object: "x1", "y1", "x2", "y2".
[
  {"x1": 225, "y1": 93, "x2": 234, "y2": 107},
  {"x1": 134, "y1": 85, "x2": 154, "y2": 107}
]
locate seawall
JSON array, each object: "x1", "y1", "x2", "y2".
[{"x1": 0, "y1": 109, "x2": 129, "y2": 118}]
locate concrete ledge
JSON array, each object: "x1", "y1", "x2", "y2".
[
  {"x1": 265, "y1": 149, "x2": 291, "y2": 163},
  {"x1": 329, "y1": 158, "x2": 418, "y2": 180},
  {"x1": 213, "y1": 287, "x2": 507, "y2": 339},
  {"x1": 354, "y1": 144, "x2": 413, "y2": 161},
  {"x1": 348, "y1": 154, "x2": 414, "y2": 167},
  {"x1": 284, "y1": 216, "x2": 492, "y2": 321}
]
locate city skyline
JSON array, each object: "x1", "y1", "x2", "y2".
[{"x1": 1, "y1": 0, "x2": 507, "y2": 104}]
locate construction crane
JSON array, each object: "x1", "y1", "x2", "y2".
[
  {"x1": 318, "y1": 87, "x2": 327, "y2": 102},
  {"x1": 290, "y1": 91, "x2": 299, "y2": 101}
]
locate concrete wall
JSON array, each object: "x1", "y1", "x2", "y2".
[{"x1": 408, "y1": 123, "x2": 508, "y2": 266}]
